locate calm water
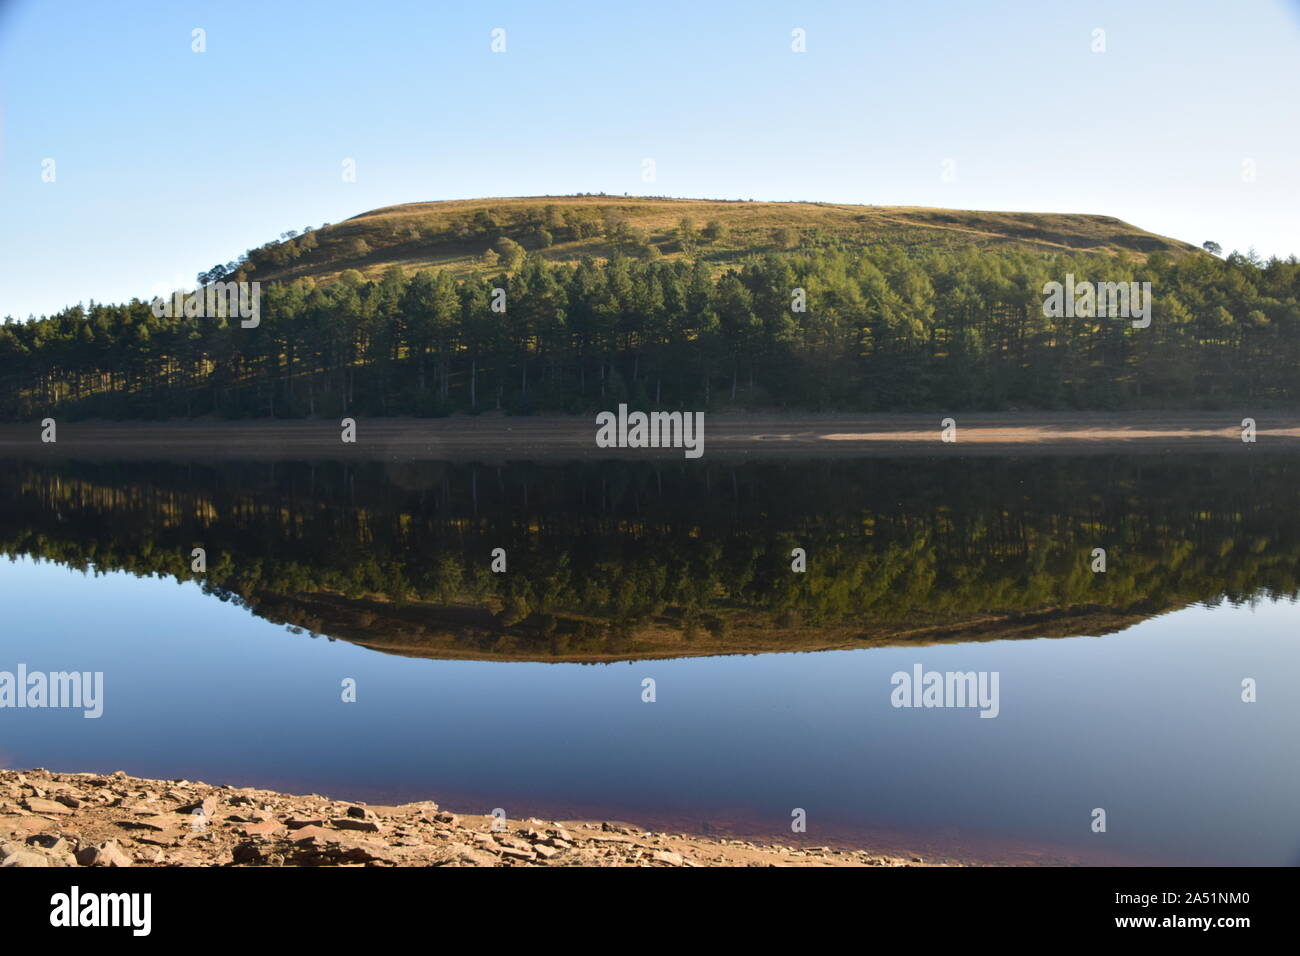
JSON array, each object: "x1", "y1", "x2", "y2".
[{"x1": 2, "y1": 455, "x2": 1298, "y2": 865}]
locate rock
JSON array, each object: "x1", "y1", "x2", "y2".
[
  {"x1": 124, "y1": 814, "x2": 180, "y2": 832},
  {"x1": 239, "y1": 821, "x2": 286, "y2": 838},
  {"x1": 75, "y1": 840, "x2": 133, "y2": 867},
  {"x1": 290, "y1": 825, "x2": 336, "y2": 843},
  {"x1": 1, "y1": 849, "x2": 53, "y2": 867},
  {"x1": 22, "y1": 798, "x2": 73, "y2": 815},
  {"x1": 26, "y1": 834, "x2": 73, "y2": 852},
  {"x1": 0, "y1": 768, "x2": 938, "y2": 870},
  {"x1": 448, "y1": 846, "x2": 498, "y2": 867},
  {"x1": 134, "y1": 831, "x2": 185, "y2": 847},
  {"x1": 331, "y1": 818, "x2": 381, "y2": 832},
  {"x1": 231, "y1": 842, "x2": 267, "y2": 865},
  {"x1": 335, "y1": 843, "x2": 399, "y2": 865},
  {"x1": 178, "y1": 795, "x2": 218, "y2": 819},
  {"x1": 280, "y1": 835, "x2": 399, "y2": 866}
]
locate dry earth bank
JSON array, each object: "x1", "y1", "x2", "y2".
[{"x1": 2, "y1": 411, "x2": 1296, "y2": 461}]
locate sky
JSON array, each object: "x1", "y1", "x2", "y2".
[{"x1": 1, "y1": 0, "x2": 1298, "y2": 321}]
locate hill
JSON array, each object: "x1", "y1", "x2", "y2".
[
  {"x1": 9, "y1": 196, "x2": 1292, "y2": 423},
  {"x1": 221, "y1": 195, "x2": 1201, "y2": 289}
]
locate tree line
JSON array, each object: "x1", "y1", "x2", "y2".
[{"x1": 2, "y1": 243, "x2": 1298, "y2": 420}]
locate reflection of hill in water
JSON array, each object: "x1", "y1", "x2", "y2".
[
  {"x1": 243, "y1": 585, "x2": 1173, "y2": 662},
  {"x1": 3, "y1": 456, "x2": 1297, "y2": 663}
]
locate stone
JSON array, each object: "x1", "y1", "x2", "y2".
[
  {"x1": 231, "y1": 842, "x2": 267, "y2": 865},
  {"x1": 1, "y1": 849, "x2": 52, "y2": 867},
  {"x1": 134, "y1": 831, "x2": 185, "y2": 847},
  {"x1": 26, "y1": 833, "x2": 72, "y2": 852},
  {"x1": 75, "y1": 840, "x2": 133, "y2": 867},
  {"x1": 290, "y1": 825, "x2": 336, "y2": 843},
  {"x1": 22, "y1": 798, "x2": 73, "y2": 815},
  {"x1": 586, "y1": 832, "x2": 637, "y2": 844},
  {"x1": 124, "y1": 814, "x2": 180, "y2": 832},
  {"x1": 449, "y1": 846, "x2": 498, "y2": 867},
  {"x1": 333, "y1": 843, "x2": 398, "y2": 866},
  {"x1": 239, "y1": 821, "x2": 286, "y2": 838},
  {"x1": 331, "y1": 817, "x2": 381, "y2": 832},
  {"x1": 652, "y1": 850, "x2": 684, "y2": 866},
  {"x1": 178, "y1": 795, "x2": 218, "y2": 819}
]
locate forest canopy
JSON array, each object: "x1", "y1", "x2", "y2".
[{"x1": 1, "y1": 240, "x2": 1296, "y2": 420}]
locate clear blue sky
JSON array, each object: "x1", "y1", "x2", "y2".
[{"x1": 2, "y1": 0, "x2": 1298, "y2": 320}]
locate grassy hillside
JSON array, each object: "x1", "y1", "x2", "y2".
[{"x1": 229, "y1": 195, "x2": 1201, "y2": 288}]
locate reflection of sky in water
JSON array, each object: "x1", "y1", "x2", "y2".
[{"x1": 3, "y1": 555, "x2": 1297, "y2": 865}]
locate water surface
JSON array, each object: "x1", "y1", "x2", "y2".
[{"x1": 2, "y1": 455, "x2": 1297, "y2": 864}]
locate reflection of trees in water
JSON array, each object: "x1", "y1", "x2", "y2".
[{"x1": 2, "y1": 456, "x2": 1297, "y2": 658}]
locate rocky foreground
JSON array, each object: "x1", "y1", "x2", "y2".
[{"x1": 0, "y1": 769, "x2": 947, "y2": 868}]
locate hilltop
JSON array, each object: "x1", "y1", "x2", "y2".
[{"x1": 219, "y1": 195, "x2": 1201, "y2": 288}]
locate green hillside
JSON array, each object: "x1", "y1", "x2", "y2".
[
  {"x1": 9, "y1": 195, "x2": 1293, "y2": 423},
  {"x1": 219, "y1": 195, "x2": 1200, "y2": 289}
]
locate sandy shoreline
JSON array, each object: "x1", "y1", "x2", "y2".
[
  {"x1": 1, "y1": 411, "x2": 1296, "y2": 460},
  {"x1": 1, "y1": 768, "x2": 961, "y2": 868}
]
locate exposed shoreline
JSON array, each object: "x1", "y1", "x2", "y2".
[
  {"x1": 1, "y1": 410, "x2": 1297, "y2": 460},
  {"x1": 1, "y1": 768, "x2": 964, "y2": 868}
]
